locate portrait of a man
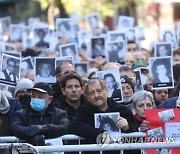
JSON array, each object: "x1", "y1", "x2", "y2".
[{"x1": 35, "y1": 58, "x2": 55, "y2": 83}]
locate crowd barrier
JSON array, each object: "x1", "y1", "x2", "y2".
[{"x1": 1, "y1": 132, "x2": 179, "y2": 154}]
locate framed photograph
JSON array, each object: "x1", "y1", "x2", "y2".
[
  {"x1": 55, "y1": 56, "x2": 73, "y2": 70},
  {"x1": 34, "y1": 57, "x2": 56, "y2": 84},
  {"x1": 158, "y1": 109, "x2": 175, "y2": 122},
  {"x1": 118, "y1": 16, "x2": 134, "y2": 29},
  {"x1": 59, "y1": 43, "x2": 79, "y2": 63},
  {"x1": 86, "y1": 12, "x2": 101, "y2": 30},
  {"x1": 106, "y1": 41, "x2": 126, "y2": 64},
  {"x1": 176, "y1": 21, "x2": 180, "y2": 48},
  {"x1": 147, "y1": 127, "x2": 164, "y2": 141},
  {"x1": 96, "y1": 69, "x2": 123, "y2": 103},
  {"x1": 154, "y1": 42, "x2": 172, "y2": 57},
  {"x1": 21, "y1": 56, "x2": 34, "y2": 78},
  {"x1": 160, "y1": 29, "x2": 177, "y2": 50},
  {"x1": 134, "y1": 68, "x2": 143, "y2": 92},
  {"x1": 149, "y1": 57, "x2": 174, "y2": 89},
  {"x1": 0, "y1": 82, "x2": 15, "y2": 97},
  {"x1": 74, "y1": 62, "x2": 88, "y2": 77},
  {"x1": 77, "y1": 29, "x2": 92, "y2": 49},
  {"x1": 125, "y1": 27, "x2": 136, "y2": 41},
  {"x1": 90, "y1": 36, "x2": 106, "y2": 59},
  {"x1": 10, "y1": 24, "x2": 24, "y2": 42},
  {"x1": 0, "y1": 53, "x2": 20, "y2": 84},
  {"x1": 32, "y1": 26, "x2": 50, "y2": 49},
  {"x1": 107, "y1": 31, "x2": 127, "y2": 43},
  {"x1": 56, "y1": 18, "x2": 73, "y2": 39},
  {"x1": 94, "y1": 112, "x2": 121, "y2": 137},
  {"x1": 0, "y1": 16, "x2": 11, "y2": 36},
  {"x1": 135, "y1": 26, "x2": 145, "y2": 41}
]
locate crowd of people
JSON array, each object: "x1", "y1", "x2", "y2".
[{"x1": 0, "y1": 12, "x2": 180, "y2": 154}]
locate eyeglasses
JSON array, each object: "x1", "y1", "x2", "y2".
[{"x1": 8, "y1": 64, "x2": 14, "y2": 67}]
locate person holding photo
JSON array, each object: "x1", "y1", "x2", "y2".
[{"x1": 70, "y1": 78, "x2": 139, "y2": 154}]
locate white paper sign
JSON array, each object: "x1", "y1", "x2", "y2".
[{"x1": 165, "y1": 122, "x2": 180, "y2": 141}]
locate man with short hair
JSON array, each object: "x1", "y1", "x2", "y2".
[
  {"x1": 11, "y1": 82, "x2": 69, "y2": 146},
  {"x1": 121, "y1": 75, "x2": 135, "y2": 112},
  {"x1": 60, "y1": 72, "x2": 87, "y2": 122},
  {"x1": 52, "y1": 61, "x2": 75, "y2": 107},
  {"x1": 70, "y1": 78, "x2": 139, "y2": 154}
]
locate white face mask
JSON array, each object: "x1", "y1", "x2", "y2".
[{"x1": 141, "y1": 74, "x2": 148, "y2": 86}]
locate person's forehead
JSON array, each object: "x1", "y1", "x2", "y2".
[
  {"x1": 88, "y1": 80, "x2": 102, "y2": 90},
  {"x1": 66, "y1": 78, "x2": 80, "y2": 85},
  {"x1": 61, "y1": 63, "x2": 74, "y2": 72},
  {"x1": 122, "y1": 82, "x2": 132, "y2": 87}
]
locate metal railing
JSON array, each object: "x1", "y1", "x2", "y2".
[{"x1": 1, "y1": 133, "x2": 179, "y2": 154}]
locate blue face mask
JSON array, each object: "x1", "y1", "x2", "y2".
[{"x1": 30, "y1": 98, "x2": 46, "y2": 111}]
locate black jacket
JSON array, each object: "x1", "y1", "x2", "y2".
[
  {"x1": 70, "y1": 98, "x2": 138, "y2": 141},
  {"x1": 70, "y1": 98, "x2": 139, "y2": 154},
  {"x1": 11, "y1": 103, "x2": 69, "y2": 140},
  {"x1": 57, "y1": 94, "x2": 87, "y2": 122}
]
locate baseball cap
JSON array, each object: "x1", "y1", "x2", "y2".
[
  {"x1": 14, "y1": 78, "x2": 34, "y2": 96},
  {"x1": 28, "y1": 82, "x2": 52, "y2": 96},
  {"x1": 131, "y1": 60, "x2": 148, "y2": 70}
]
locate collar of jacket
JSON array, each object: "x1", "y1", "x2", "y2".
[{"x1": 27, "y1": 103, "x2": 55, "y2": 117}]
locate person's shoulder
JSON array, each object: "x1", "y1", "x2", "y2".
[{"x1": 157, "y1": 97, "x2": 178, "y2": 109}]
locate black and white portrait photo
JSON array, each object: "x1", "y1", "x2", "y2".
[
  {"x1": 108, "y1": 31, "x2": 127, "y2": 43},
  {"x1": 21, "y1": 56, "x2": 34, "y2": 78},
  {"x1": 126, "y1": 27, "x2": 136, "y2": 41},
  {"x1": 10, "y1": 24, "x2": 24, "y2": 42},
  {"x1": 86, "y1": 13, "x2": 101, "y2": 30},
  {"x1": 134, "y1": 69, "x2": 143, "y2": 92},
  {"x1": 107, "y1": 41, "x2": 126, "y2": 64},
  {"x1": 160, "y1": 29, "x2": 177, "y2": 51},
  {"x1": 74, "y1": 62, "x2": 88, "y2": 78},
  {"x1": 149, "y1": 57, "x2": 174, "y2": 89},
  {"x1": 56, "y1": 18, "x2": 72, "y2": 39},
  {"x1": 0, "y1": 16, "x2": 11, "y2": 36},
  {"x1": 96, "y1": 69, "x2": 123, "y2": 102},
  {"x1": 35, "y1": 57, "x2": 55, "y2": 84},
  {"x1": 0, "y1": 54, "x2": 20, "y2": 84},
  {"x1": 147, "y1": 127, "x2": 164, "y2": 141},
  {"x1": 135, "y1": 26, "x2": 145, "y2": 41},
  {"x1": 155, "y1": 42, "x2": 172, "y2": 57},
  {"x1": 32, "y1": 27, "x2": 50, "y2": 49},
  {"x1": 91, "y1": 36, "x2": 106, "y2": 59},
  {"x1": 59, "y1": 43, "x2": 79, "y2": 62},
  {"x1": 94, "y1": 112, "x2": 120, "y2": 137},
  {"x1": 77, "y1": 29, "x2": 92, "y2": 50},
  {"x1": 158, "y1": 109, "x2": 175, "y2": 123},
  {"x1": 118, "y1": 15, "x2": 134, "y2": 29}
]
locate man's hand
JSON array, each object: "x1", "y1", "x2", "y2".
[
  {"x1": 140, "y1": 120, "x2": 151, "y2": 132},
  {"x1": 116, "y1": 117, "x2": 129, "y2": 131},
  {"x1": 25, "y1": 125, "x2": 44, "y2": 137}
]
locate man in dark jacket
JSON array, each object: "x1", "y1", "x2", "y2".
[
  {"x1": 11, "y1": 82, "x2": 69, "y2": 146},
  {"x1": 70, "y1": 78, "x2": 139, "y2": 154},
  {"x1": 60, "y1": 72, "x2": 87, "y2": 122},
  {"x1": 52, "y1": 61, "x2": 75, "y2": 107}
]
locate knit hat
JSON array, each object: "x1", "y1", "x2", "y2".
[
  {"x1": 131, "y1": 60, "x2": 148, "y2": 70},
  {"x1": 14, "y1": 78, "x2": 34, "y2": 96},
  {"x1": 0, "y1": 91, "x2": 10, "y2": 114},
  {"x1": 121, "y1": 75, "x2": 135, "y2": 92}
]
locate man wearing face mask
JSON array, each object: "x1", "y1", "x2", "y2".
[{"x1": 11, "y1": 82, "x2": 69, "y2": 146}]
